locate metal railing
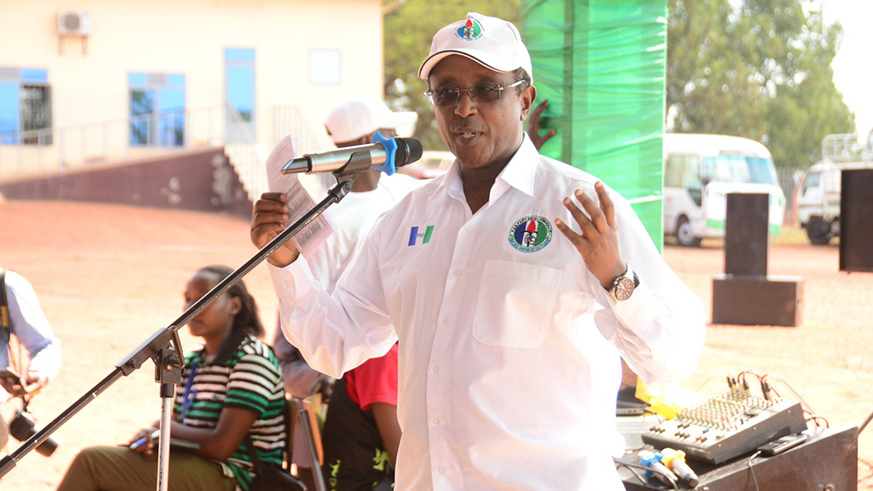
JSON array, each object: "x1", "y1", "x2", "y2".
[
  {"x1": 0, "y1": 103, "x2": 334, "y2": 205},
  {"x1": 272, "y1": 104, "x2": 332, "y2": 154},
  {"x1": 822, "y1": 133, "x2": 873, "y2": 163},
  {"x1": 224, "y1": 104, "x2": 268, "y2": 201},
  {"x1": 0, "y1": 105, "x2": 228, "y2": 179},
  {"x1": 0, "y1": 103, "x2": 331, "y2": 175}
]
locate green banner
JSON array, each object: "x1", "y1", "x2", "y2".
[{"x1": 522, "y1": 0, "x2": 667, "y2": 250}]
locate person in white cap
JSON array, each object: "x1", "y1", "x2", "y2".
[
  {"x1": 252, "y1": 12, "x2": 704, "y2": 491},
  {"x1": 268, "y1": 94, "x2": 419, "y2": 489}
]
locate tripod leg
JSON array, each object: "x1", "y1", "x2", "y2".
[{"x1": 861, "y1": 409, "x2": 873, "y2": 435}]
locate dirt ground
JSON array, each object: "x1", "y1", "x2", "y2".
[{"x1": 0, "y1": 200, "x2": 871, "y2": 490}]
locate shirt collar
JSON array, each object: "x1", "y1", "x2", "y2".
[
  {"x1": 495, "y1": 134, "x2": 538, "y2": 198},
  {"x1": 427, "y1": 133, "x2": 539, "y2": 201},
  {"x1": 428, "y1": 156, "x2": 462, "y2": 201}
]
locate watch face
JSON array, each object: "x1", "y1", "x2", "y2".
[{"x1": 614, "y1": 276, "x2": 635, "y2": 301}]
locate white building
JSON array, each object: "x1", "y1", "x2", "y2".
[{"x1": 0, "y1": 0, "x2": 386, "y2": 198}]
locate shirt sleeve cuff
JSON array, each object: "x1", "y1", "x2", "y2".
[
  {"x1": 606, "y1": 280, "x2": 659, "y2": 334},
  {"x1": 268, "y1": 260, "x2": 315, "y2": 307}
]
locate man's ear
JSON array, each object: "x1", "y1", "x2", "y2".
[{"x1": 520, "y1": 85, "x2": 537, "y2": 121}]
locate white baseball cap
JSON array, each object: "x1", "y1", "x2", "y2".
[
  {"x1": 324, "y1": 95, "x2": 418, "y2": 145},
  {"x1": 418, "y1": 12, "x2": 533, "y2": 83}
]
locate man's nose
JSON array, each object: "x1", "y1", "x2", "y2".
[{"x1": 454, "y1": 89, "x2": 478, "y2": 118}]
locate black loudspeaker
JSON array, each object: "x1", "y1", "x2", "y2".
[
  {"x1": 840, "y1": 169, "x2": 873, "y2": 272},
  {"x1": 725, "y1": 193, "x2": 769, "y2": 276},
  {"x1": 712, "y1": 275, "x2": 803, "y2": 326}
]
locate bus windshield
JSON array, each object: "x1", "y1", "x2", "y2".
[{"x1": 702, "y1": 155, "x2": 778, "y2": 186}]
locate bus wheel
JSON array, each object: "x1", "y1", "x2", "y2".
[
  {"x1": 805, "y1": 218, "x2": 832, "y2": 245},
  {"x1": 676, "y1": 216, "x2": 701, "y2": 247}
]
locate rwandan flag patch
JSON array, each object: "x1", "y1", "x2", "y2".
[{"x1": 508, "y1": 216, "x2": 552, "y2": 253}]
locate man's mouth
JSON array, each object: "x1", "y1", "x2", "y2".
[{"x1": 455, "y1": 130, "x2": 481, "y2": 143}]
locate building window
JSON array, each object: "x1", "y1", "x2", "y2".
[
  {"x1": 128, "y1": 72, "x2": 185, "y2": 147},
  {"x1": 225, "y1": 48, "x2": 255, "y2": 143},
  {"x1": 0, "y1": 68, "x2": 52, "y2": 145}
]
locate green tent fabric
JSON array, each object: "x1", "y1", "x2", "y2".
[{"x1": 522, "y1": 0, "x2": 666, "y2": 250}]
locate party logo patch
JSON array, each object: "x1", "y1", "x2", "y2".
[
  {"x1": 508, "y1": 216, "x2": 552, "y2": 253},
  {"x1": 455, "y1": 16, "x2": 483, "y2": 41}
]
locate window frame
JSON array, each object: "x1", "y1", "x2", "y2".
[
  {"x1": 0, "y1": 68, "x2": 52, "y2": 146},
  {"x1": 128, "y1": 72, "x2": 186, "y2": 148}
]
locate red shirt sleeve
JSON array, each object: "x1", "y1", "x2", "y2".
[{"x1": 346, "y1": 343, "x2": 399, "y2": 410}]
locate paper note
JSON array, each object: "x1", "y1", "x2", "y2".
[{"x1": 265, "y1": 136, "x2": 334, "y2": 258}]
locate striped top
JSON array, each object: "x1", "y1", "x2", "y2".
[{"x1": 175, "y1": 330, "x2": 286, "y2": 491}]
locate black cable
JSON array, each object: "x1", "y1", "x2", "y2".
[
  {"x1": 616, "y1": 460, "x2": 679, "y2": 490},
  {"x1": 615, "y1": 461, "x2": 647, "y2": 485}
]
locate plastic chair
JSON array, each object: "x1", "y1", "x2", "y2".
[{"x1": 282, "y1": 395, "x2": 298, "y2": 472}]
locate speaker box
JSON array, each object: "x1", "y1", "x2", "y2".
[
  {"x1": 840, "y1": 169, "x2": 873, "y2": 272},
  {"x1": 712, "y1": 275, "x2": 803, "y2": 326},
  {"x1": 725, "y1": 193, "x2": 769, "y2": 276}
]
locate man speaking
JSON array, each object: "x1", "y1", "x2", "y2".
[{"x1": 251, "y1": 12, "x2": 705, "y2": 490}]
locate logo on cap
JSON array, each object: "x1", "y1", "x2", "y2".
[
  {"x1": 508, "y1": 216, "x2": 552, "y2": 253},
  {"x1": 455, "y1": 16, "x2": 483, "y2": 41}
]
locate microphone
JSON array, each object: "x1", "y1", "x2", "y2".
[
  {"x1": 282, "y1": 132, "x2": 423, "y2": 176},
  {"x1": 639, "y1": 450, "x2": 678, "y2": 488},
  {"x1": 660, "y1": 448, "x2": 699, "y2": 488}
]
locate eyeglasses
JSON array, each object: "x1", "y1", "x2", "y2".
[{"x1": 424, "y1": 79, "x2": 527, "y2": 107}]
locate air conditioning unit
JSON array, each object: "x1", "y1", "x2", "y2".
[{"x1": 58, "y1": 11, "x2": 91, "y2": 36}]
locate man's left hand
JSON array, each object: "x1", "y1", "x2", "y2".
[{"x1": 555, "y1": 181, "x2": 626, "y2": 290}]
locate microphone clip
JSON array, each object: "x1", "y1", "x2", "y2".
[{"x1": 370, "y1": 131, "x2": 398, "y2": 176}]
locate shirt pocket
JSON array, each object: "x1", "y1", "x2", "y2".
[{"x1": 471, "y1": 260, "x2": 564, "y2": 349}]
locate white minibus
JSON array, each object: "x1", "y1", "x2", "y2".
[{"x1": 663, "y1": 133, "x2": 786, "y2": 246}]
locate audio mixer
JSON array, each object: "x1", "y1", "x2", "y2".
[{"x1": 642, "y1": 393, "x2": 807, "y2": 464}]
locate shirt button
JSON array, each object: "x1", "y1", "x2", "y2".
[
  {"x1": 432, "y1": 366, "x2": 440, "y2": 374},
  {"x1": 438, "y1": 467, "x2": 446, "y2": 475},
  {"x1": 441, "y1": 317, "x2": 448, "y2": 325},
  {"x1": 432, "y1": 417, "x2": 440, "y2": 425},
  {"x1": 453, "y1": 270, "x2": 462, "y2": 277}
]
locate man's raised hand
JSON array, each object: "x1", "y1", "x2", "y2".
[
  {"x1": 555, "y1": 181, "x2": 626, "y2": 290},
  {"x1": 250, "y1": 192, "x2": 301, "y2": 267}
]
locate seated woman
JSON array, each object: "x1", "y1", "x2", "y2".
[{"x1": 56, "y1": 265, "x2": 287, "y2": 491}]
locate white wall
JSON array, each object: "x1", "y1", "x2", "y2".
[{"x1": 0, "y1": 0, "x2": 384, "y2": 176}]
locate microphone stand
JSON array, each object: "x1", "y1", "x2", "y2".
[{"x1": 0, "y1": 171, "x2": 361, "y2": 490}]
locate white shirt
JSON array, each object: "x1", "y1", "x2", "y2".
[
  {"x1": 271, "y1": 135, "x2": 705, "y2": 491},
  {"x1": 272, "y1": 173, "x2": 422, "y2": 396},
  {"x1": 305, "y1": 173, "x2": 424, "y2": 292},
  {"x1": 1, "y1": 269, "x2": 62, "y2": 401}
]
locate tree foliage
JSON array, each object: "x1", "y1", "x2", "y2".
[
  {"x1": 383, "y1": 0, "x2": 519, "y2": 150},
  {"x1": 384, "y1": 0, "x2": 854, "y2": 168},
  {"x1": 667, "y1": 0, "x2": 856, "y2": 168}
]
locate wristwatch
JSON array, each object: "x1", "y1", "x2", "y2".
[{"x1": 608, "y1": 264, "x2": 640, "y2": 302}]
